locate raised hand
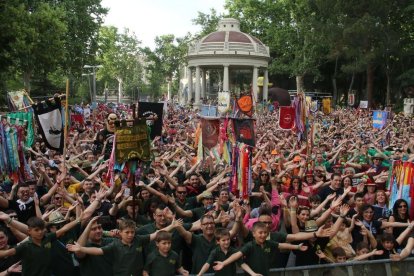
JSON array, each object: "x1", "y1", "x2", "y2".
[{"x1": 339, "y1": 204, "x2": 350, "y2": 216}]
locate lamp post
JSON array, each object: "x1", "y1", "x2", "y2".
[{"x1": 83, "y1": 65, "x2": 103, "y2": 103}]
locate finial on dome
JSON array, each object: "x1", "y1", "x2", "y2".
[{"x1": 217, "y1": 18, "x2": 240, "y2": 32}]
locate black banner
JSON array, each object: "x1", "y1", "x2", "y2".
[
  {"x1": 233, "y1": 118, "x2": 255, "y2": 147},
  {"x1": 138, "y1": 102, "x2": 164, "y2": 140}
]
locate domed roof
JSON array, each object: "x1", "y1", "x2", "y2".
[{"x1": 188, "y1": 18, "x2": 269, "y2": 58}]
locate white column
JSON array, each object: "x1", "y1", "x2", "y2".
[
  {"x1": 195, "y1": 66, "x2": 201, "y2": 108},
  {"x1": 167, "y1": 80, "x2": 171, "y2": 101},
  {"x1": 263, "y1": 69, "x2": 269, "y2": 101},
  {"x1": 223, "y1": 65, "x2": 229, "y2": 92},
  {"x1": 201, "y1": 69, "x2": 206, "y2": 99},
  {"x1": 252, "y1": 66, "x2": 258, "y2": 103},
  {"x1": 187, "y1": 67, "x2": 192, "y2": 104}
]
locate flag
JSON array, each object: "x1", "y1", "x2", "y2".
[
  {"x1": 233, "y1": 118, "x2": 255, "y2": 147},
  {"x1": 201, "y1": 118, "x2": 220, "y2": 149},
  {"x1": 236, "y1": 95, "x2": 253, "y2": 117},
  {"x1": 218, "y1": 92, "x2": 230, "y2": 114},
  {"x1": 373, "y1": 111, "x2": 388, "y2": 129},
  {"x1": 348, "y1": 93, "x2": 355, "y2": 106},
  {"x1": 115, "y1": 119, "x2": 150, "y2": 162},
  {"x1": 138, "y1": 102, "x2": 164, "y2": 140},
  {"x1": 32, "y1": 97, "x2": 64, "y2": 152},
  {"x1": 279, "y1": 106, "x2": 295, "y2": 129},
  {"x1": 322, "y1": 98, "x2": 331, "y2": 114},
  {"x1": 200, "y1": 105, "x2": 217, "y2": 117}
]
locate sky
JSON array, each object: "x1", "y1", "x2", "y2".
[{"x1": 101, "y1": 0, "x2": 227, "y2": 49}]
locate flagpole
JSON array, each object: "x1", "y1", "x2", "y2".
[{"x1": 63, "y1": 79, "x2": 69, "y2": 164}]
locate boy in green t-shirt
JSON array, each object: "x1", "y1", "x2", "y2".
[
  {"x1": 213, "y1": 222, "x2": 308, "y2": 276},
  {"x1": 143, "y1": 231, "x2": 188, "y2": 276},
  {"x1": 0, "y1": 216, "x2": 81, "y2": 276},
  {"x1": 197, "y1": 228, "x2": 242, "y2": 276},
  {"x1": 67, "y1": 219, "x2": 178, "y2": 276}
]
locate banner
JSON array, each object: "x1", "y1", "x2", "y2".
[
  {"x1": 32, "y1": 97, "x2": 64, "y2": 152},
  {"x1": 115, "y1": 120, "x2": 150, "y2": 162},
  {"x1": 200, "y1": 105, "x2": 217, "y2": 117},
  {"x1": 373, "y1": 111, "x2": 388, "y2": 129},
  {"x1": 7, "y1": 91, "x2": 26, "y2": 110},
  {"x1": 233, "y1": 118, "x2": 255, "y2": 147},
  {"x1": 138, "y1": 102, "x2": 164, "y2": 140},
  {"x1": 310, "y1": 101, "x2": 318, "y2": 113},
  {"x1": 322, "y1": 98, "x2": 331, "y2": 114},
  {"x1": 279, "y1": 106, "x2": 295, "y2": 129},
  {"x1": 201, "y1": 118, "x2": 220, "y2": 149},
  {"x1": 359, "y1": 101, "x2": 368, "y2": 109},
  {"x1": 218, "y1": 92, "x2": 230, "y2": 114},
  {"x1": 348, "y1": 93, "x2": 355, "y2": 106},
  {"x1": 236, "y1": 95, "x2": 253, "y2": 117},
  {"x1": 7, "y1": 112, "x2": 34, "y2": 147}
]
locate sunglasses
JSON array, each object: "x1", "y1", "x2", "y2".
[{"x1": 398, "y1": 205, "x2": 407, "y2": 208}]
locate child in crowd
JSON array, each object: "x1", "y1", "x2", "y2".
[
  {"x1": 143, "y1": 231, "x2": 188, "y2": 276},
  {"x1": 213, "y1": 222, "x2": 307, "y2": 276},
  {"x1": 67, "y1": 219, "x2": 171, "y2": 276},
  {"x1": 197, "y1": 228, "x2": 241, "y2": 276},
  {"x1": 0, "y1": 216, "x2": 81, "y2": 276}
]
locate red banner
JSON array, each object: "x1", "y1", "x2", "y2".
[
  {"x1": 201, "y1": 118, "x2": 220, "y2": 149},
  {"x1": 279, "y1": 106, "x2": 295, "y2": 129}
]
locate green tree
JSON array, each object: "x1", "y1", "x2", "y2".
[
  {"x1": 142, "y1": 34, "x2": 190, "y2": 99},
  {"x1": 226, "y1": 0, "x2": 327, "y2": 93},
  {"x1": 97, "y1": 26, "x2": 142, "y2": 101},
  {"x1": 192, "y1": 8, "x2": 223, "y2": 39}
]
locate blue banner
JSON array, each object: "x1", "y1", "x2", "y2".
[{"x1": 373, "y1": 111, "x2": 387, "y2": 129}]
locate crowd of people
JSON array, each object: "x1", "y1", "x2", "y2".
[{"x1": 0, "y1": 101, "x2": 413, "y2": 276}]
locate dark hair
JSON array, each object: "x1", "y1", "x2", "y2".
[
  {"x1": 309, "y1": 194, "x2": 321, "y2": 204},
  {"x1": 354, "y1": 192, "x2": 365, "y2": 200},
  {"x1": 27, "y1": 217, "x2": 45, "y2": 229},
  {"x1": 356, "y1": 241, "x2": 369, "y2": 252},
  {"x1": 252, "y1": 221, "x2": 267, "y2": 232},
  {"x1": 381, "y1": 233, "x2": 395, "y2": 243},
  {"x1": 155, "y1": 230, "x2": 172, "y2": 242},
  {"x1": 215, "y1": 228, "x2": 230, "y2": 241},
  {"x1": 331, "y1": 173, "x2": 341, "y2": 180},
  {"x1": 332, "y1": 247, "x2": 346, "y2": 258},
  {"x1": 200, "y1": 214, "x2": 214, "y2": 224},
  {"x1": 392, "y1": 199, "x2": 409, "y2": 220},
  {"x1": 289, "y1": 176, "x2": 302, "y2": 193},
  {"x1": 118, "y1": 219, "x2": 136, "y2": 231},
  {"x1": 341, "y1": 176, "x2": 353, "y2": 187}
]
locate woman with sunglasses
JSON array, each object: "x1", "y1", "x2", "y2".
[
  {"x1": 352, "y1": 204, "x2": 410, "y2": 248},
  {"x1": 250, "y1": 170, "x2": 271, "y2": 209},
  {"x1": 389, "y1": 199, "x2": 411, "y2": 239}
]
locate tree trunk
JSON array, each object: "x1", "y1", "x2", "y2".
[
  {"x1": 23, "y1": 71, "x2": 32, "y2": 94},
  {"x1": 386, "y1": 70, "x2": 391, "y2": 106},
  {"x1": 332, "y1": 56, "x2": 339, "y2": 106},
  {"x1": 367, "y1": 64, "x2": 374, "y2": 108},
  {"x1": 296, "y1": 74, "x2": 305, "y2": 93}
]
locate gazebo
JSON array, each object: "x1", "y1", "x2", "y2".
[{"x1": 183, "y1": 18, "x2": 270, "y2": 108}]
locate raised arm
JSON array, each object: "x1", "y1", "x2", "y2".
[{"x1": 66, "y1": 242, "x2": 104, "y2": 255}]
